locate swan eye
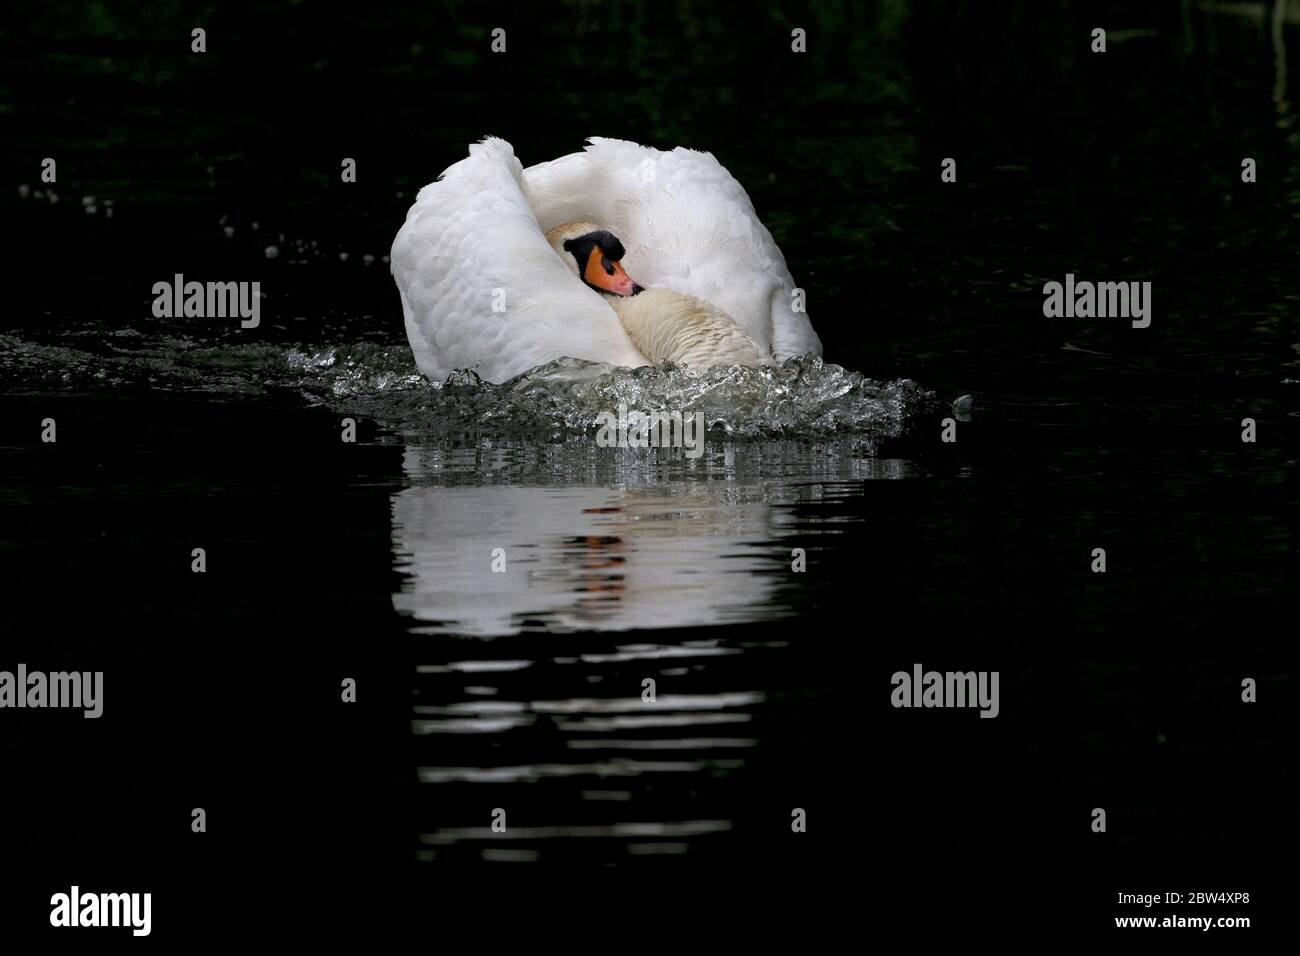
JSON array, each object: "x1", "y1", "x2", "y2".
[{"x1": 601, "y1": 256, "x2": 614, "y2": 275}]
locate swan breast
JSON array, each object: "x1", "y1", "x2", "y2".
[{"x1": 609, "y1": 287, "x2": 774, "y2": 368}]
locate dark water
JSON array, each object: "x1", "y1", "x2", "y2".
[{"x1": 1, "y1": 0, "x2": 1296, "y2": 937}]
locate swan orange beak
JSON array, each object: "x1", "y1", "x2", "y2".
[{"x1": 584, "y1": 246, "x2": 640, "y2": 296}]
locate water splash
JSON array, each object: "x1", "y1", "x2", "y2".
[
  {"x1": 396, "y1": 357, "x2": 936, "y2": 442},
  {"x1": 0, "y1": 326, "x2": 935, "y2": 441}
]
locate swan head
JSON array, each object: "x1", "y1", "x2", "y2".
[{"x1": 545, "y1": 221, "x2": 644, "y2": 297}]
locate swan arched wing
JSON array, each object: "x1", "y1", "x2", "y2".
[
  {"x1": 390, "y1": 137, "x2": 648, "y2": 382},
  {"x1": 524, "y1": 137, "x2": 823, "y2": 362}
]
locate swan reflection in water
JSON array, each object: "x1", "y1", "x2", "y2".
[{"x1": 390, "y1": 442, "x2": 910, "y2": 636}]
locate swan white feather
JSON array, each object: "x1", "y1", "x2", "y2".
[{"x1": 391, "y1": 137, "x2": 821, "y2": 382}]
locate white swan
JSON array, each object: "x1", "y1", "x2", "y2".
[{"x1": 390, "y1": 137, "x2": 821, "y2": 383}]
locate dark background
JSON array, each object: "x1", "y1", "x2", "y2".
[{"x1": 1, "y1": 0, "x2": 1296, "y2": 941}]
